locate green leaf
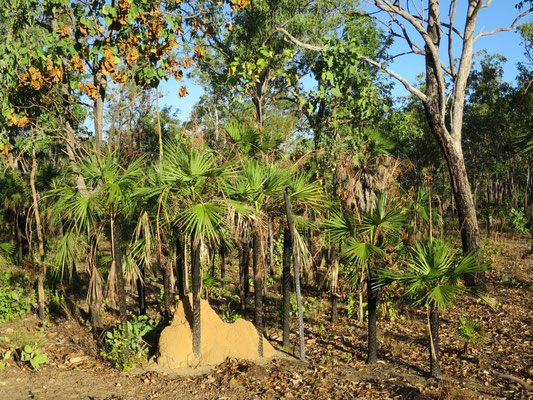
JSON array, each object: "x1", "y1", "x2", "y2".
[{"x1": 330, "y1": 86, "x2": 342, "y2": 97}]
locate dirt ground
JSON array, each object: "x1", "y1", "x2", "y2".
[{"x1": 0, "y1": 232, "x2": 531, "y2": 400}]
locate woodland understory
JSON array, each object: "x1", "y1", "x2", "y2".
[
  {"x1": 0, "y1": 232, "x2": 532, "y2": 400},
  {"x1": 1, "y1": 1, "x2": 533, "y2": 399}
]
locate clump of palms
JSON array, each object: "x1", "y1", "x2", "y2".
[
  {"x1": 325, "y1": 193, "x2": 406, "y2": 364},
  {"x1": 49, "y1": 151, "x2": 144, "y2": 329},
  {"x1": 378, "y1": 239, "x2": 489, "y2": 379},
  {"x1": 142, "y1": 139, "x2": 230, "y2": 359}
]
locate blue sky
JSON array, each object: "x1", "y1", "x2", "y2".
[{"x1": 158, "y1": 1, "x2": 531, "y2": 120}]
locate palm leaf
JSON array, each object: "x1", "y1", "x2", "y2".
[
  {"x1": 288, "y1": 172, "x2": 324, "y2": 209},
  {"x1": 342, "y1": 238, "x2": 384, "y2": 267},
  {"x1": 324, "y1": 210, "x2": 355, "y2": 243},
  {"x1": 176, "y1": 202, "x2": 223, "y2": 242},
  {"x1": 53, "y1": 231, "x2": 84, "y2": 282},
  {"x1": 424, "y1": 284, "x2": 464, "y2": 309}
]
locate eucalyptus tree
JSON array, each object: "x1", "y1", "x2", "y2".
[
  {"x1": 377, "y1": 239, "x2": 489, "y2": 379},
  {"x1": 279, "y1": 1, "x2": 532, "y2": 284},
  {"x1": 325, "y1": 193, "x2": 406, "y2": 364},
  {"x1": 193, "y1": 0, "x2": 356, "y2": 129}
]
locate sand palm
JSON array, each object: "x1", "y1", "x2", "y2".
[
  {"x1": 143, "y1": 139, "x2": 230, "y2": 358},
  {"x1": 49, "y1": 152, "x2": 144, "y2": 328},
  {"x1": 325, "y1": 193, "x2": 406, "y2": 364},
  {"x1": 224, "y1": 160, "x2": 288, "y2": 356},
  {"x1": 377, "y1": 239, "x2": 489, "y2": 378}
]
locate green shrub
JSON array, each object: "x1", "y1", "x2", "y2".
[
  {"x1": 20, "y1": 344, "x2": 47, "y2": 370},
  {"x1": 0, "y1": 350, "x2": 12, "y2": 370},
  {"x1": 222, "y1": 309, "x2": 241, "y2": 323},
  {"x1": 508, "y1": 207, "x2": 529, "y2": 234},
  {"x1": 0, "y1": 270, "x2": 35, "y2": 323},
  {"x1": 275, "y1": 293, "x2": 322, "y2": 320},
  {"x1": 101, "y1": 315, "x2": 158, "y2": 371}
]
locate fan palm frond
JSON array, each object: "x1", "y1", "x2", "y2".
[
  {"x1": 176, "y1": 202, "x2": 223, "y2": 243},
  {"x1": 288, "y1": 172, "x2": 325, "y2": 209},
  {"x1": 324, "y1": 210, "x2": 356, "y2": 243},
  {"x1": 343, "y1": 238, "x2": 384, "y2": 267}
]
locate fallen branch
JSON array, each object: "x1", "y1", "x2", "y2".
[{"x1": 492, "y1": 370, "x2": 533, "y2": 391}]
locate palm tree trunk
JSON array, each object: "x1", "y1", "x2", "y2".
[
  {"x1": 15, "y1": 209, "x2": 23, "y2": 265},
  {"x1": 284, "y1": 189, "x2": 305, "y2": 361},
  {"x1": 358, "y1": 273, "x2": 365, "y2": 325},
  {"x1": 366, "y1": 270, "x2": 378, "y2": 364},
  {"x1": 429, "y1": 307, "x2": 442, "y2": 379},
  {"x1": 88, "y1": 233, "x2": 102, "y2": 328},
  {"x1": 191, "y1": 237, "x2": 202, "y2": 359},
  {"x1": 111, "y1": 215, "x2": 129, "y2": 358},
  {"x1": 162, "y1": 263, "x2": 171, "y2": 320},
  {"x1": 220, "y1": 245, "x2": 226, "y2": 288},
  {"x1": 282, "y1": 228, "x2": 292, "y2": 349},
  {"x1": 209, "y1": 247, "x2": 215, "y2": 277},
  {"x1": 136, "y1": 266, "x2": 146, "y2": 315},
  {"x1": 239, "y1": 241, "x2": 250, "y2": 316},
  {"x1": 252, "y1": 229, "x2": 263, "y2": 357},
  {"x1": 175, "y1": 234, "x2": 185, "y2": 299},
  {"x1": 268, "y1": 217, "x2": 274, "y2": 277}
]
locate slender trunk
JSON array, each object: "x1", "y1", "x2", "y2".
[
  {"x1": 88, "y1": 233, "x2": 102, "y2": 328},
  {"x1": 529, "y1": 204, "x2": 533, "y2": 253},
  {"x1": 220, "y1": 245, "x2": 226, "y2": 288},
  {"x1": 358, "y1": 274, "x2": 365, "y2": 325},
  {"x1": 111, "y1": 215, "x2": 129, "y2": 357},
  {"x1": 184, "y1": 237, "x2": 190, "y2": 293},
  {"x1": 429, "y1": 307, "x2": 442, "y2": 379},
  {"x1": 30, "y1": 147, "x2": 46, "y2": 320},
  {"x1": 525, "y1": 166, "x2": 530, "y2": 211},
  {"x1": 366, "y1": 270, "x2": 378, "y2": 364},
  {"x1": 94, "y1": 77, "x2": 107, "y2": 153},
  {"x1": 136, "y1": 266, "x2": 146, "y2": 315},
  {"x1": 305, "y1": 229, "x2": 315, "y2": 286},
  {"x1": 268, "y1": 217, "x2": 274, "y2": 277},
  {"x1": 252, "y1": 229, "x2": 263, "y2": 357},
  {"x1": 162, "y1": 262, "x2": 171, "y2": 320},
  {"x1": 15, "y1": 209, "x2": 23, "y2": 265},
  {"x1": 209, "y1": 247, "x2": 215, "y2": 277},
  {"x1": 191, "y1": 237, "x2": 202, "y2": 359},
  {"x1": 284, "y1": 190, "x2": 305, "y2": 361},
  {"x1": 111, "y1": 216, "x2": 127, "y2": 324},
  {"x1": 175, "y1": 235, "x2": 185, "y2": 299},
  {"x1": 282, "y1": 228, "x2": 292, "y2": 349},
  {"x1": 239, "y1": 241, "x2": 250, "y2": 316},
  {"x1": 330, "y1": 246, "x2": 339, "y2": 325},
  {"x1": 157, "y1": 191, "x2": 171, "y2": 318}
]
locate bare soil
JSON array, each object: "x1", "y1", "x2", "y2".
[{"x1": 0, "y1": 232, "x2": 531, "y2": 400}]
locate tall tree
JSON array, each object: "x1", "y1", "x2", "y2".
[{"x1": 280, "y1": 1, "x2": 532, "y2": 284}]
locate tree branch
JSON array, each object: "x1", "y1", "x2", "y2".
[
  {"x1": 474, "y1": 9, "x2": 531, "y2": 41},
  {"x1": 276, "y1": 27, "x2": 324, "y2": 51},
  {"x1": 276, "y1": 26, "x2": 428, "y2": 103},
  {"x1": 448, "y1": 0, "x2": 457, "y2": 78},
  {"x1": 358, "y1": 56, "x2": 428, "y2": 103}
]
